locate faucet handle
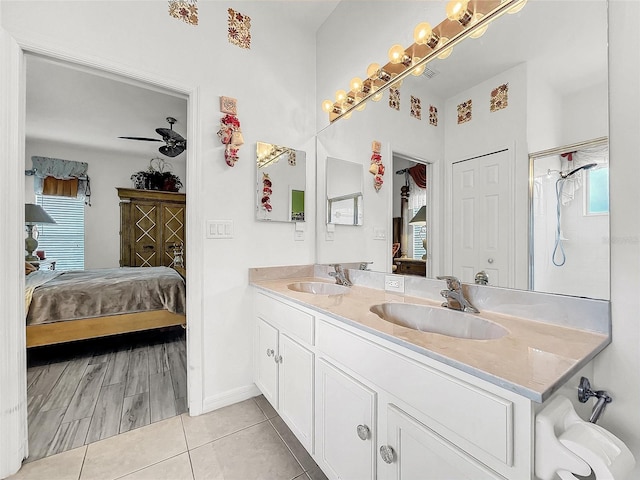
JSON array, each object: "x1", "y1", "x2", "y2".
[{"x1": 436, "y1": 275, "x2": 461, "y2": 290}]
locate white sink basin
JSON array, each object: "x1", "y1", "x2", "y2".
[
  {"x1": 369, "y1": 303, "x2": 508, "y2": 340},
  {"x1": 288, "y1": 282, "x2": 350, "y2": 296}
]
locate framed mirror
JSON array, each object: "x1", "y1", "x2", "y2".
[
  {"x1": 326, "y1": 156, "x2": 363, "y2": 226},
  {"x1": 315, "y1": 0, "x2": 609, "y2": 299},
  {"x1": 256, "y1": 142, "x2": 306, "y2": 223}
]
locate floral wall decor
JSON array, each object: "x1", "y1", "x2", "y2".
[
  {"x1": 457, "y1": 99, "x2": 472, "y2": 124},
  {"x1": 261, "y1": 173, "x2": 273, "y2": 212},
  {"x1": 168, "y1": 0, "x2": 198, "y2": 26},
  {"x1": 389, "y1": 87, "x2": 400, "y2": 111},
  {"x1": 429, "y1": 105, "x2": 438, "y2": 126},
  {"x1": 228, "y1": 8, "x2": 251, "y2": 49},
  {"x1": 220, "y1": 96, "x2": 237, "y2": 115},
  {"x1": 369, "y1": 140, "x2": 384, "y2": 192},
  {"x1": 411, "y1": 96, "x2": 422, "y2": 120},
  {"x1": 217, "y1": 97, "x2": 244, "y2": 167},
  {"x1": 490, "y1": 83, "x2": 509, "y2": 112}
]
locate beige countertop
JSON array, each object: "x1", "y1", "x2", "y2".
[{"x1": 251, "y1": 276, "x2": 610, "y2": 402}]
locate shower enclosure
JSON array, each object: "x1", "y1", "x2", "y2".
[{"x1": 529, "y1": 137, "x2": 610, "y2": 299}]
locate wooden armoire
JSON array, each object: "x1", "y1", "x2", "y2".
[{"x1": 117, "y1": 188, "x2": 185, "y2": 268}]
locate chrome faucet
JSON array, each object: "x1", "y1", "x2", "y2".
[
  {"x1": 436, "y1": 275, "x2": 479, "y2": 314},
  {"x1": 329, "y1": 264, "x2": 352, "y2": 286}
]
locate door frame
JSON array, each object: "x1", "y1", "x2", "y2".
[{"x1": 0, "y1": 32, "x2": 204, "y2": 476}]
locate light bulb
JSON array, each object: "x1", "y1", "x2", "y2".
[
  {"x1": 413, "y1": 22, "x2": 432, "y2": 45},
  {"x1": 388, "y1": 44, "x2": 405, "y2": 64},
  {"x1": 350, "y1": 77, "x2": 363, "y2": 92},
  {"x1": 507, "y1": 0, "x2": 527, "y2": 14},
  {"x1": 469, "y1": 13, "x2": 488, "y2": 38},
  {"x1": 343, "y1": 111, "x2": 352, "y2": 120},
  {"x1": 446, "y1": 0, "x2": 470, "y2": 21},
  {"x1": 412, "y1": 62, "x2": 427, "y2": 76},
  {"x1": 371, "y1": 91, "x2": 384, "y2": 102},
  {"x1": 436, "y1": 37, "x2": 453, "y2": 59},
  {"x1": 366, "y1": 62, "x2": 380, "y2": 78},
  {"x1": 356, "y1": 101, "x2": 367, "y2": 112},
  {"x1": 321, "y1": 99, "x2": 333, "y2": 113},
  {"x1": 335, "y1": 89, "x2": 347, "y2": 103}
]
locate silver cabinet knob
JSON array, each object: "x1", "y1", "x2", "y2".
[
  {"x1": 266, "y1": 348, "x2": 274, "y2": 357},
  {"x1": 356, "y1": 424, "x2": 370, "y2": 440},
  {"x1": 487, "y1": 258, "x2": 494, "y2": 264},
  {"x1": 380, "y1": 445, "x2": 395, "y2": 464},
  {"x1": 274, "y1": 355, "x2": 283, "y2": 364}
]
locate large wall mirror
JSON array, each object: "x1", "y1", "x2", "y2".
[
  {"x1": 315, "y1": 0, "x2": 609, "y2": 299},
  {"x1": 256, "y1": 141, "x2": 306, "y2": 222},
  {"x1": 326, "y1": 157, "x2": 363, "y2": 226}
]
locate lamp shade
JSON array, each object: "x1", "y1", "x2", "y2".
[
  {"x1": 25, "y1": 204, "x2": 56, "y2": 225},
  {"x1": 409, "y1": 205, "x2": 426, "y2": 225}
]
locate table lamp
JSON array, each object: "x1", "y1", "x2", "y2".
[
  {"x1": 25, "y1": 204, "x2": 56, "y2": 261},
  {"x1": 409, "y1": 205, "x2": 427, "y2": 260}
]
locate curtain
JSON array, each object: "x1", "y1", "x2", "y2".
[
  {"x1": 407, "y1": 164, "x2": 427, "y2": 211},
  {"x1": 31, "y1": 156, "x2": 91, "y2": 205}
]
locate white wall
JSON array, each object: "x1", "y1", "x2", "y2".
[
  {"x1": 561, "y1": 81, "x2": 608, "y2": 145},
  {"x1": 24, "y1": 139, "x2": 187, "y2": 269},
  {"x1": 2, "y1": 0, "x2": 317, "y2": 417}
]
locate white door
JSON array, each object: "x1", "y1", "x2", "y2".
[
  {"x1": 451, "y1": 150, "x2": 513, "y2": 287},
  {"x1": 383, "y1": 405, "x2": 503, "y2": 480},
  {"x1": 316, "y1": 358, "x2": 377, "y2": 480},
  {"x1": 278, "y1": 334, "x2": 314, "y2": 451},
  {"x1": 255, "y1": 318, "x2": 279, "y2": 408}
]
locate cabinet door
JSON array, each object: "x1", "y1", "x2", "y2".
[
  {"x1": 255, "y1": 318, "x2": 279, "y2": 409},
  {"x1": 161, "y1": 203, "x2": 185, "y2": 267},
  {"x1": 278, "y1": 334, "x2": 314, "y2": 451},
  {"x1": 383, "y1": 405, "x2": 504, "y2": 480},
  {"x1": 131, "y1": 202, "x2": 162, "y2": 266},
  {"x1": 316, "y1": 358, "x2": 376, "y2": 480}
]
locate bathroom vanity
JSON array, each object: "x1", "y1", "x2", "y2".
[{"x1": 250, "y1": 267, "x2": 610, "y2": 480}]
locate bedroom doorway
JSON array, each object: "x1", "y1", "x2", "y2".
[{"x1": 23, "y1": 53, "x2": 191, "y2": 463}]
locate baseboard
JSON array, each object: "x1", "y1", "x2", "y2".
[{"x1": 201, "y1": 384, "x2": 261, "y2": 414}]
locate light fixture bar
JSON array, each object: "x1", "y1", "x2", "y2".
[{"x1": 327, "y1": 0, "x2": 525, "y2": 123}]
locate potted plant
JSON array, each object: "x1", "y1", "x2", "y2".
[{"x1": 131, "y1": 158, "x2": 182, "y2": 192}]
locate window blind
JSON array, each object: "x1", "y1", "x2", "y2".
[
  {"x1": 35, "y1": 194, "x2": 85, "y2": 271},
  {"x1": 412, "y1": 206, "x2": 426, "y2": 260}
]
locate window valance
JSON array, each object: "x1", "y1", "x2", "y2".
[{"x1": 31, "y1": 156, "x2": 91, "y2": 205}]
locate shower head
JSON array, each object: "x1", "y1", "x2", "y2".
[{"x1": 561, "y1": 163, "x2": 598, "y2": 179}]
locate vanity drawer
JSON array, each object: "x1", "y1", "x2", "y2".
[
  {"x1": 317, "y1": 319, "x2": 514, "y2": 468},
  {"x1": 255, "y1": 293, "x2": 314, "y2": 345}
]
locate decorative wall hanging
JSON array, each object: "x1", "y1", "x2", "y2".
[
  {"x1": 411, "y1": 96, "x2": 422, "y2": 120},
  {"x1": 261, "y1": 173, "x2": 273, "y2": 212},
  {"x1": 490, "y1": 83, "x2": 509, "y2": 112},
  {"x1": 369, "y1": 140, "x2": 384, "y2": 192},
  {"x1": 288, "y1": 150, "x2": 297, "y2": 166},
  {"x1": 457, "y1": 99, "x2": 472, "y2": 124},
  {"x1": 429, "y1": 105, "x2": 438, "y2": 126},
  {"x1": 217, "y1": 97, "x2": 244, "y2": 167},
  {"x1": 220, "y1": 96, "x2": 238, "y2": 115},
  {"x1": 228, "y1": 8, "x2": 251, "y2": 49},
  {"x1": 389, "y1": 87, "x2": 400, "y2": 111},
  {"x1": 168, "y1": 0, "x2": 198, "y2": 26}
]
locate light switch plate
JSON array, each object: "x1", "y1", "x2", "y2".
[
  {"x1": 385, "y1": 275, "x2": 405, "y2": 293},
  {"x1": 207, "y1": 220, "x2": 233, "y2": 239}
]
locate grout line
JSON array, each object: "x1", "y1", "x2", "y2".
[
  {"x1": 268, "y1": 418, "x2": 307, "y2": 472},
  {"x1": 77, "y1": 444, "x2": 89, "y2": 480}
]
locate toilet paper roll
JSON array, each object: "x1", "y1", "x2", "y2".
[{"x1": 558, "y1": 422, "x2": 635, "y2": 480}]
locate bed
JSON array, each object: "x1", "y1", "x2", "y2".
[{"x1": 25, "y1": 266, "x2": 186, "y2": 348}]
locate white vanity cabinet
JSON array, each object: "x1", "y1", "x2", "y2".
[{"x1": 254, "y1": 292, "x2": 314, "y2": 451}]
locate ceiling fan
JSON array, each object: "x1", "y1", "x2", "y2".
[{"x1": 119, "y1": 116, "x2": 187, "y2": 158}]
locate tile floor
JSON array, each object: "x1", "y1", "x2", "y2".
[{"x1": 10, "y1": 395, "x2": 327, "y2": 480}]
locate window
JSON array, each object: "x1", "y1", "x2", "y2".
[
  {"x1": 586, "y1": 167, "x2": 609, "y2": 215},
  {"x1": 35, "y1": 195, "x2": 85, "y2": 271}
]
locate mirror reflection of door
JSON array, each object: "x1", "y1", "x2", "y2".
[
  {"x1": 451, "y1": 149, "x2": 513, "y2": 287},
  {"x1": 392, "y1": 155, "x2": 429, "y2": 277}
]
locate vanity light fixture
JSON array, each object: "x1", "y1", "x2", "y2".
[{"x1": 321, "y1": 0, "x2": 527, "y2": 123}]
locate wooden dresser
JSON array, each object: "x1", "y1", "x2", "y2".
[
  {"x1": 393, "y1": 258, "x2": 426, "y2": 276},
  {"x1": 117, "y1": 188, "x2": 185, "y2": 268}
]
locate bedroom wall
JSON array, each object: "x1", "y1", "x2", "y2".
[
  {"x1": 24, "y1": 140, "x2": 187, "y2": 269},
  {"x1": 2, "y1": 0, "x2": 317, "y2": 416}
]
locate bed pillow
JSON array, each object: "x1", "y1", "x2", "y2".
[{"x1": 25, "y1": 262, "x2": 37, "y2": 275}]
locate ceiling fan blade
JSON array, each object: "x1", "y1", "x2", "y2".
[
  {"x1": 118, "y1": 136, "x2": 163, "y2": 142},
  {"x1": 159, "y1": 144, "x2": 185, "y2": 158},
  {"x1": 156, "y1": 128, "x2": 185, "y2": 142}
]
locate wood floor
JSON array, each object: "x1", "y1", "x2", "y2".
[{"x1": 26, "y1": 327, "x2": 187, "y2": 463}]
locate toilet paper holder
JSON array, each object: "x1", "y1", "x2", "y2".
[{"x1": 578, "y1": 376, "x2": 612, "y2": 424}]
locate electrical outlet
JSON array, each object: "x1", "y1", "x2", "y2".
[
  {"x1": 294, "y1": 230, "x2": 304, "y2": 241},
  {"x1": 373, "y1": 228, "x2": 386, "y2": 240},
  {"x1": 385, "y1": 275, "x2": 405, "y2": 293}
]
